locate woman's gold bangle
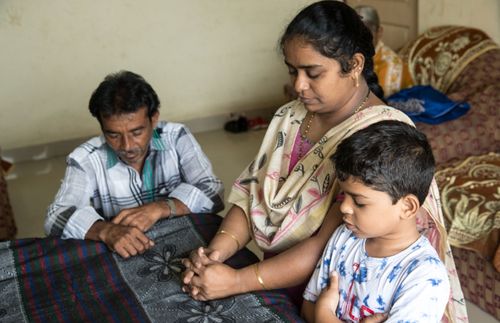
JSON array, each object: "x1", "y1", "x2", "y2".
[
  {"x1": 217, "y1": 230, "x2": 241, "y2": 250},
  {"x1": 254, "y1": 263, "x2": 267, "y2": 290}
]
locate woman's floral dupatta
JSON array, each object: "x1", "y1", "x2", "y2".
[{"x1": 228, "y1": 101, "x2": 412, "y2": 252}]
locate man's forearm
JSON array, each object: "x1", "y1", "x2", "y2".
[{"x1": 164, "y1": 198, "x2": 190, "y2": 217}]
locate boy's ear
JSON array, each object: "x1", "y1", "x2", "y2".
[{"x1": 400, "y1": 194, "x2": 420, "y2": 220}]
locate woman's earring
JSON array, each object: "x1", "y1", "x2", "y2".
[{"x1": 355, "y1": 75, "x2": 360, "y2": 88}]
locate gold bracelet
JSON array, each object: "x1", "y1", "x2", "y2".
[
  {"x1": 218, "y1": 230, "x2": 241, "y2": 250},
  {"x1": 254, "y1": 263, "x2": 267, "y2": 290}
]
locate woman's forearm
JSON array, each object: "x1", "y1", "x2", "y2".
[
  {"x1": 239, "y1": 203, "x2": 343, "y2": 293},
  {"x1": 185, "y1": 203, "x2": 343, "y2": 300},
  {"x1": 208, "y1": 204, "x2": 252, "y2": 262}
]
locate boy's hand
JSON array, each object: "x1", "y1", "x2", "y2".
[
  {"x1": 361, "y1": 313, "x2": 388, "y2": 322},
  {"x1": 315, "y1": 271, "x2": 341, "y2": 322},
  {"x1": 315, "y1": 271, "x2": 388, "y2": 323},
  {"x1": 317, "y1": 271, "x2": 340, "y2": 310}
]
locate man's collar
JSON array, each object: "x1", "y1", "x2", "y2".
[
  {"x1": 105, "y1": 144, "x2": 119, "y2": 169},
  {"x1": 151, "y1": 128, "x2": 166, "y2": 151}
]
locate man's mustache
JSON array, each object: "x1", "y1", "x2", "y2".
[{"x1": 117, "y1": 148, "x2": 142, "y2": 157}]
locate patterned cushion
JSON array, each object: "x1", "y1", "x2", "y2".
[
  {"x1": 399, "y1": 25, "x2": 498, "y2": 93},
  {"x1": 435, "y1": 153, "x2": 499, "y2": 270}
]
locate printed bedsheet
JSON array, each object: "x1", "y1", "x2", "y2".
[{"x1": 0, "y1": 213, "x2": 303, "y2": 322}]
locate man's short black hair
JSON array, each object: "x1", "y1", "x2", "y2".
[
  {"x1": 89, "y1": 70, "x2": 160, "y2": 124},
  {"x1": 331, "y1": 120, "x2": 435, "y2": 205}
]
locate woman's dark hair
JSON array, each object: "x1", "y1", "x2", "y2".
[
  {"x1": 280, "y1": 0, "x2": 384, "y2": 99},
  {"x1": 89, "y1": 70, "x2": 160, "y2": 124}
]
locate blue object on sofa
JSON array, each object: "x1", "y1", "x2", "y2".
[{"x1": 388, "y1": 85, "x2": 470, "y2": 125}]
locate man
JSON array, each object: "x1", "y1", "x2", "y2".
[
  {"x1": 45, "y1": 71, "x2": 224, "y2": 258},
  {"x1": 355, "y1": 5, "x2": 413, "y2": 97}
]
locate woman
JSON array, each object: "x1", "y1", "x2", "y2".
[{"x1": 183, "y1": 2, "x2": 466, "y2": 322}]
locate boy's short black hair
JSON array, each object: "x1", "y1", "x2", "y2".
[
  {"x1": 331, "y1": 120, "x2": 435, "y2": 205},
  {"x1": 89, "y1": 70, "x2": 160, "y2": 124}
]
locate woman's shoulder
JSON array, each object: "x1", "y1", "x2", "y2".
[
  {"x1": 368, "y1": 104, "x2": 400, "y2": 114},
  {"x1": 365, "y1": 104, "x2": 414, "y2": 125},
  {"x1": 369, "y1": 104, "x2": 399, "y2": 111},
  {"x1": 273, "y1": 100, "x2": 306, "y2": 118}
]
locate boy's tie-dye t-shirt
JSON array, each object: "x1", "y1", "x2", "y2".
[{"x1": 304, "y1": 224, "x2": 450, "y2": 323}]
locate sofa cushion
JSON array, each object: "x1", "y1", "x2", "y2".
[
  {"x1": 399, "y1": 25, "x2": 498, "y2": 93},
  {"x1": 435, "y1": 153, "x2": 499, "y2": 271}
]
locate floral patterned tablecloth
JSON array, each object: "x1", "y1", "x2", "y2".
[{"x1": 0, "y1": 213, "x2": 303, "y2": 322}]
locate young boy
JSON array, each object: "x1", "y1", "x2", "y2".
[{"x1": 302, "y1": 121, "x2": 450, "y2": 323}]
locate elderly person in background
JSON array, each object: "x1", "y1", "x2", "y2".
[
  {"x1": 355, "y1": 5, "x2": 413, "y2": 97},
  {"x1": 45, "y1": 71, "x2": 224, "y2": 258}
]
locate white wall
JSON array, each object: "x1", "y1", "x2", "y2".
[
  {"x1": 419, "y1": 0, "x2": 500, "y2": 44},
  {"x1": 2, "y1": 0, "x2": 499, "y2": 151},
  {"x1": 0, "y1": 0, "x2": 315, "y2": 150}
]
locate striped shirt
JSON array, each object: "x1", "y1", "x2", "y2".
[{"x1": 45, "y1": 121, "x2": 224, "y2": 239}]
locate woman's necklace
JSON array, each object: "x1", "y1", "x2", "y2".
[
  {"x1": 353, "y1": 89, "x2": 371, "y2": 115},
  {"x1": 298, "y1": 112, "x2": 315, "y2": 160},
  {"x1": 297, "y1": 89, "x2": 370, "y2": 160}
]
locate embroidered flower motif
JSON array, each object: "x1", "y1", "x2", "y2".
[
  {"x1": 177, "y1": 300, "x2": 236, "y2": 323},
  {"x1": 435, "y1": 41, "x2": 447, "y2": 53},
  {"x1": 435, "y1": 52, "x2": 453, "y2": 76},
  {"x1": 450, "y1": 36, "x2": 470, "y2": 52},
  {"x1": 137, "y1": 245, "x2": 184, "y2": 282}
]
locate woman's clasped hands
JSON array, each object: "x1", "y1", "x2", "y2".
[{"x1": 182, "y1": 247, "x2": 243, "y2": 301}]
